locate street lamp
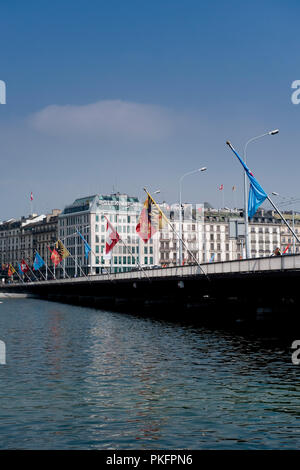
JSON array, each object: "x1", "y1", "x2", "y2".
[
  {"x1": 178, "y1": 167, "x2": 207, "y2": 265},
  {"x1": 243, "y1": 129, "x2": 279, "y2": 258}
]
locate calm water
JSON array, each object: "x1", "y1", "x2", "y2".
[{"x1": 0, "y1": 298, "x2": 299, "y2": 449}]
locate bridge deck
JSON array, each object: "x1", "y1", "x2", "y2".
[{"x1": 3, "y1": 254, "x2": 300, "y2": 287}]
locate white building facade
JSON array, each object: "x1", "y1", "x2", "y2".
[{"x1": 59, "y1": 193, "x2": 159, "y2": 276}]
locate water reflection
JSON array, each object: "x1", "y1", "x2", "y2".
[{"x1": 0, "y1": 299, "x2": 299, "y2": 449}]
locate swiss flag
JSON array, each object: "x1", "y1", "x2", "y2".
[
  {"x1": 283, "y1": 244, "x2": 290, "y2": 254},
  {"x1": 105, "y1": 216, "x2": 120, "y2": 254},
  {"x1": 218, "y1": 184, "x2": 224, "y2": 190},
  {"x1": 30, "y1": 192, "x2": 33, "y2": 201},
  {"x1": 21, "y1": 259, "x2": 29, "y2": 273}
]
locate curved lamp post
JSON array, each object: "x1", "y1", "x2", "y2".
[
  {"x1": 178, "y1": 167, "x2": 207, "y2": 265},
  {"x1": 243, "y1": 129, "x2": 279, "y2": 258}
]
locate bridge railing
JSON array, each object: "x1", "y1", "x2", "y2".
[{"x1": 2, "y1": 254, "x2": 300, "y2": 287}]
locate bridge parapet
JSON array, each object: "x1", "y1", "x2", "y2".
[{"x1": 2, "y1": 254, "x2": 300, "y2": 288}]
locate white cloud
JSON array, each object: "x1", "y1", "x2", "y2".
[{"x1": 28, "y1": 99, "x2": 178, "y2": 141}]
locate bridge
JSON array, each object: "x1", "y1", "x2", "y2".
[{"x1": 1, "y1": 254, "x2": 300, "y2": 330}]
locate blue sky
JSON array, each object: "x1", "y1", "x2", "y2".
[{"x1": 1, "y1": 0, "x2": 300, "y2": 219}]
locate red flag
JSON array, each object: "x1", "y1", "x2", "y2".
[
  {"x1": 48, "y1": 247, "x2": 61, "y2": 267},
  {"x1": 30, "y1": 192, "x2": 33, "y2": 201},
  {"x1": 219, "y1": 184, "x2": 224, "y2": 190},
  {"x1": 20, "y1": 259, "x2": 29, "y2": 273},
  {"x1": 105, "y1": 216, "x2": 120, "y2": 254},
  {"x1": 283, "y1": 244, "x2": 290, "y2": 254}
]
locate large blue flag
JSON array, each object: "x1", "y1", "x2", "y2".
[
  {"x1": 227, "y1": 141, "x2": 267, "y2": 219},
  {"x1": 77, "y1": 229, "x2": 91, "y2": 259},
  {"x1": 33, "y1": 252, "x2": 45, "y2": 271}
]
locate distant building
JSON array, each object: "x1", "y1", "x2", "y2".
[
  {"x1": 59, "y1": 193, "x2": 158, "y2": 276},
  {"x1": 0, "y1": 210, "x2": 61, "y2": 278},
  {"x1": 157, "y1": 202, "x2": 205, "y2": 266},
  {"x1": 23, "y1": 209, "x2": 61, "y2": 277}
]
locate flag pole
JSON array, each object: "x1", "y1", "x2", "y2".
[
  {"x1": 119, "y1": 237, "x2": 151, "y2": 281},
  {"x1": 60, "y1": 246, "x2": 87, "y2": 279},
  {"x1": 103, "y1": 214, "x2": 150, "y2": 280},
  {"x1": 63, "y1": 245, "x2": 89, "y2": 280},
  {"x1": 45, "y1": 261, "x2": 55, "y2": 280},
  {"x1": 233, "y1": 186, "x2": 237, "y2": 209},
  {"x1": 43, "y1": 249, "x2": 56, "y2": 279},
  {"x1": 75, "y1": 227, "x2": 92, "y2": 277},
  {"x1": 47, "y1": 246, "x2": 57, "y2": 279},
  {"x1": 32, "y1": 253, "x2": 46, "y2": 281},
  {"x1": 226, "y1": 140, "x2": 300, "y2": 246},
  {"x1": 28, "y1": 264, "x2": 39, "y2": 282},
  {"x1": 75, "y1": 226, "x2": 115, "y2": 283},
  {"x1": 266, "y1": 196, "x2": 300, "y2": 244},
  {"x1": 30, "y1": 192, "x2": 33, "y2": 216},
  {"x1": 143, "y1": 188, "x2": 210, "y2": 280},
  {"x1": 14, "y1": 265, "x2": 25, "y2": 284},
  {"x1": 33, "y1": 251, "x2": 50, "y2": 281},
  {"x1": 35, "y1": 267, "x2": 46, "y2": 281},
  {"x1": 21, "y1": 258, "x2": 39, "y2": 282},
  {"x1": 55, "y1": 241, "x2": 72, "y2": 279},
  {"x1": 23, "y1": 271, "x2": 32, "y2": 283}
]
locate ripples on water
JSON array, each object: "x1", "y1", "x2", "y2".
[{"x1": 0, "y1": 298, "x2": 299, "y2": 449}]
